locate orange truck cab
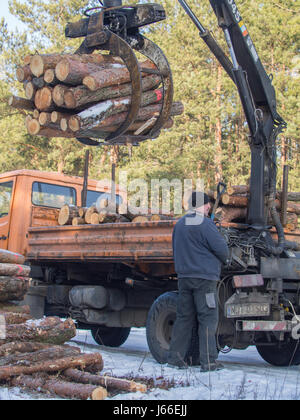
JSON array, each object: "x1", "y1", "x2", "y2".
[{"x1": 0, "y1": 169, "x2": 125, "y2": 256}]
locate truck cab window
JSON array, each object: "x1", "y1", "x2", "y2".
[
  {"x1": 0, "y1": 181, "x2": 13, "y2": 218},
  {"x1": 32, "y1": 182, "x2": 76, "y2": 208},
  {"x1": 86, "y1": 190, "x2": 123, "y2": 208}
]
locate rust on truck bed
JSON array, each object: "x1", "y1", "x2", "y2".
[
  {"x1": 27, "y1": 220, "x2": 300, "y2": 264},
  {"x1": 27, "y1": 220, "x2": 176, "y2": 263}
]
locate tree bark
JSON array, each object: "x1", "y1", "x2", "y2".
[
  {"x1": 221, "y1": 194, "x2": 248, "y2": 207},
  {"x1": 0, "y1": 352, "x2": 103, "y2": 380},
  {"x1": 84, "y1": 205, "x2": 98, "y2": 224},
  {"x1": 83, "y1": 60, "x2": 156, "y2": 91},
  {"x1": 11, "y1": 374, "x2": 108, "y2": 400},
  {"x1": 44, "y1": 69, "x2": 59, "y2": 85},
  {"x1": 0, "y1": 276, "x2": 29, "y2": 302},
  {"x1": 0, "y1": 311, "x2": 31, "y2": 325},
  {"x1": 64, "y1": 74, "x2": 161, "y2": 109},
  {"x1": 16, "y1": 65, "x2": 32, "y2": 82},
  {"x1": 219, "y1": 206, "x2": 247, "y2": 223},
  {"x1": 0, "y1": 303, "x2": 30, "y2": 314},
  {"x1": 56, "y1": 58, "x2": 110, "y2": 85},
  {"x1": 131, "y1": 216, "x2": 151, "y2": 223},
  {"x1": 0, "y1": 341, "x2": 50, "y2": 357},
  {"x1": 0, "y1": 345, "x2": 80, "y2": 367},
  {"x1": 0, "y1": 264, "x2": 30, "y2": 277},
  {"x1": 30, "y1": 54, "x2": 65, "y2": 77},
  {"x1": 34, "y1": 87, "x2": 54, "y2": 111},
  {"x1": 52, "y1": 84, "x2": 70, "y2": 107},
  {"x1": 63, "y1": 368, "x2": 147, "y2": 393},
  {"x1": 0, "y1": 250, "x2": 25, "y2": 265},
  {"x1": 72, "y1": 217, "x2": 86, "y2": 226},
  {"x1": 8, "y1": 96, "x2": 34, "y2": 111},
  {"x1": 70, "y1": 88, "x2": 163, "y2": 133},
  {"x1": 58, "y1": 204, "x2": 80, "y2": 226},
  {"x1": 0, "y1": 317, "x2": 76, "y2": 345}
]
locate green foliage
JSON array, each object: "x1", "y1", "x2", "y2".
[{"x1": 0, "y1": 0, "x2": 298, "y2": 193}]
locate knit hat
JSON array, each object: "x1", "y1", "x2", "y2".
[{"x1": 188, "y1": 191, "x2": 210, "y2": 209}]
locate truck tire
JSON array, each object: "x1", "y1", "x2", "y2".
[
  {"x1": 256, "y1": 338, "x2": 300, "y2": 366},
  {"x1": 146, "y1": 291, "x2": 200, "y2": 365},
  {"x1": 91, "y1": 325, "x2": 131, "y2": 347}
]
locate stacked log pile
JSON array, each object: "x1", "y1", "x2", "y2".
[
  {"x1": 58, "y1": 203, "x2": 176, "y2": 226},
  {"x1": 9, "y1": 53, "x2": 184, "y2": 140},
  {"x1": 211, "y1": 185, "x2": 300, "y2": 230},
  {"x1": 0, "y1": 248, "x2": 147, "y2": 399}
]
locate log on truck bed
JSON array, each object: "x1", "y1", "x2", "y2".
[{"x1": 26, "y1": 221, "x2": 300, "y2": 264}]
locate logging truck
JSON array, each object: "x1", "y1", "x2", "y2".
[{"x1": 1, "y1": 168, "x2": 300, "y2": 367}]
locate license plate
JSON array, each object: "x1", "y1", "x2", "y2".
[{"x1": 226, "y1": 303, "x2": 270, "y2": 318}]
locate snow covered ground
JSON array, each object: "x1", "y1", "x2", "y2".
[{"x1": 1, "y1": 327, "x2": 300, "y2": 400}]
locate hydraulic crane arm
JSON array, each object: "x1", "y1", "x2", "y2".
[{"x1": 178, "y1": 0, "x2": 287, "y2": 237}]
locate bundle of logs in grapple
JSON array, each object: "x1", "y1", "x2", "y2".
[
  {"x1": 0, "y1": 248, "x2": 147, "y2": 400},
  {"x1": 208, "y1": 185, "x2": 300, "y2": 231},
  {"x1": 9, "y1": 53, "x2": 184, "y2": 139}
]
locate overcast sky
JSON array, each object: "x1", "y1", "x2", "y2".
[{"x1": 1, "y1": 0, "x2": 26, "y2": 31}]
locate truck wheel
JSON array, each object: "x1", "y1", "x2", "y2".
[
  {"x1": 256, "y1": 338, "x2": 300, "y2": 366},
  {"x1": 91, "y1": 325, "x2": 131, "y2": 347},
  {"x1": 146, "y1": 291, "x2": 200, "y2": 365}
]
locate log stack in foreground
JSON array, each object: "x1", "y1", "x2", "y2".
[
  {"x1": 10, "y1": 53, "x2": 184, "y2": 141},
  {"x1": 0, "y1": 249, "x2": 147, "y2": 400}
]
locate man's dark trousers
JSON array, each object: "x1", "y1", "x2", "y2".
[{"x1": 167, "y1": 278, "x2": 219, "y2": 368}]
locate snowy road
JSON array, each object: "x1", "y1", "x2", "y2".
[{"x1": 1, "y1": 327, "x2": 300, "y2": 400}]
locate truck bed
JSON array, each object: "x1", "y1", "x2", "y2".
[
  {"x1": 26, "y1": 220, "x2": 300, "y2": 263},
  {"x1": 27, "y1": 220, "x2": 176, "y2": 263}
]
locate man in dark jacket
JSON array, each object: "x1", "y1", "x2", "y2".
[{"x1": 167, "y1": 191, "x2": 229, "y2": 372}]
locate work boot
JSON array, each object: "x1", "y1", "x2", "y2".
[{"x1": 200, "y1": 362, "x2": 224, "y2": 372}]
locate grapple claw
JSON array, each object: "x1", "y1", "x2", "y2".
[{"x1": 68, "y1": 2, "x2": 173, "y2": 146}]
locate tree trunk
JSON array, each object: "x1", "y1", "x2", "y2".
[
  {"x1": 275, "y1": 200, "x2": 300, "y2": 215},
  {"x1": 0, "y1": 276, "x2": 29, "y2": 302},
  {"x1": 72, "y1": 217, "x2": 86, "y2": 226},
  {"x1": 0, "y1": 345, "x2": 80, "y2": 367},
  {"x1": 0, "y1": 341, "x2": 50, "y2": 357},
  {"x1": 44, "y1": 69, "x2": 59, "y2": 85},
  {"x1": 16, "y1": 65, "x2": 32, "y2": 82},
  {"x1": 0, "y1": 352, "x2": 103, "y2": 380},
  {"x1": 131, "y1": 216, "x2": 151, "y2": 223},
  {"x1": 63, "y1": 368, "x2": 147, "y2": 393},
  {"x1": 8, "y1": 96, "x2": 35, "y2": 111},
  {"x1": 221, "y1": 194, "x2": 248, "y2": 207},
  {"x1": 0, "y1": 264, "x2": 30, "y2": 277},
  {"x1": 0, "y1": 250, "x2": 25, "y2": 265},
  {"x1": 30, "y1": 54, "x2": 64, "y2": 77},
  {"x1": 34, "y1": 87, "x2": 54, "y2": 111},
  {"x1": 84, "y1": 206, "x2": 98, "y2": 224},
  {"x1": 71, "y1": 88, "x2": 163, "y2": 133},
  {"x1": 56, "y1": 58, "x2": 109, "y2": 85},
  {"x1": 0, "y1": 303, "x2": 30, "y2": 314},
  {"x1": 64, "y1": 74, "x2": 161, "y2": 109},
  {"x1": 226, "y1": 185, "x2": 249, "y2": 195},
  {"x1": 219, "y1": 206, "x2": 247, "y2": 223},
  {"x1": 0, "y1": 317, "x2": 76, "y2": 345},
  {"x1": 52, "y1": 84, "x2": 70, "y2": 107},
  {"x1": 58, "y1": 204, "x2": 79, "y2": 226},
  {"x1": 0, "y1": 311, "x2": 31, "y2": 325},
  {"x1": 11, "y1": 374, "x2": 108, "y2": 400},
  {"x1": 83, "y1": 60, "x2": 156, "y2": 91}
]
